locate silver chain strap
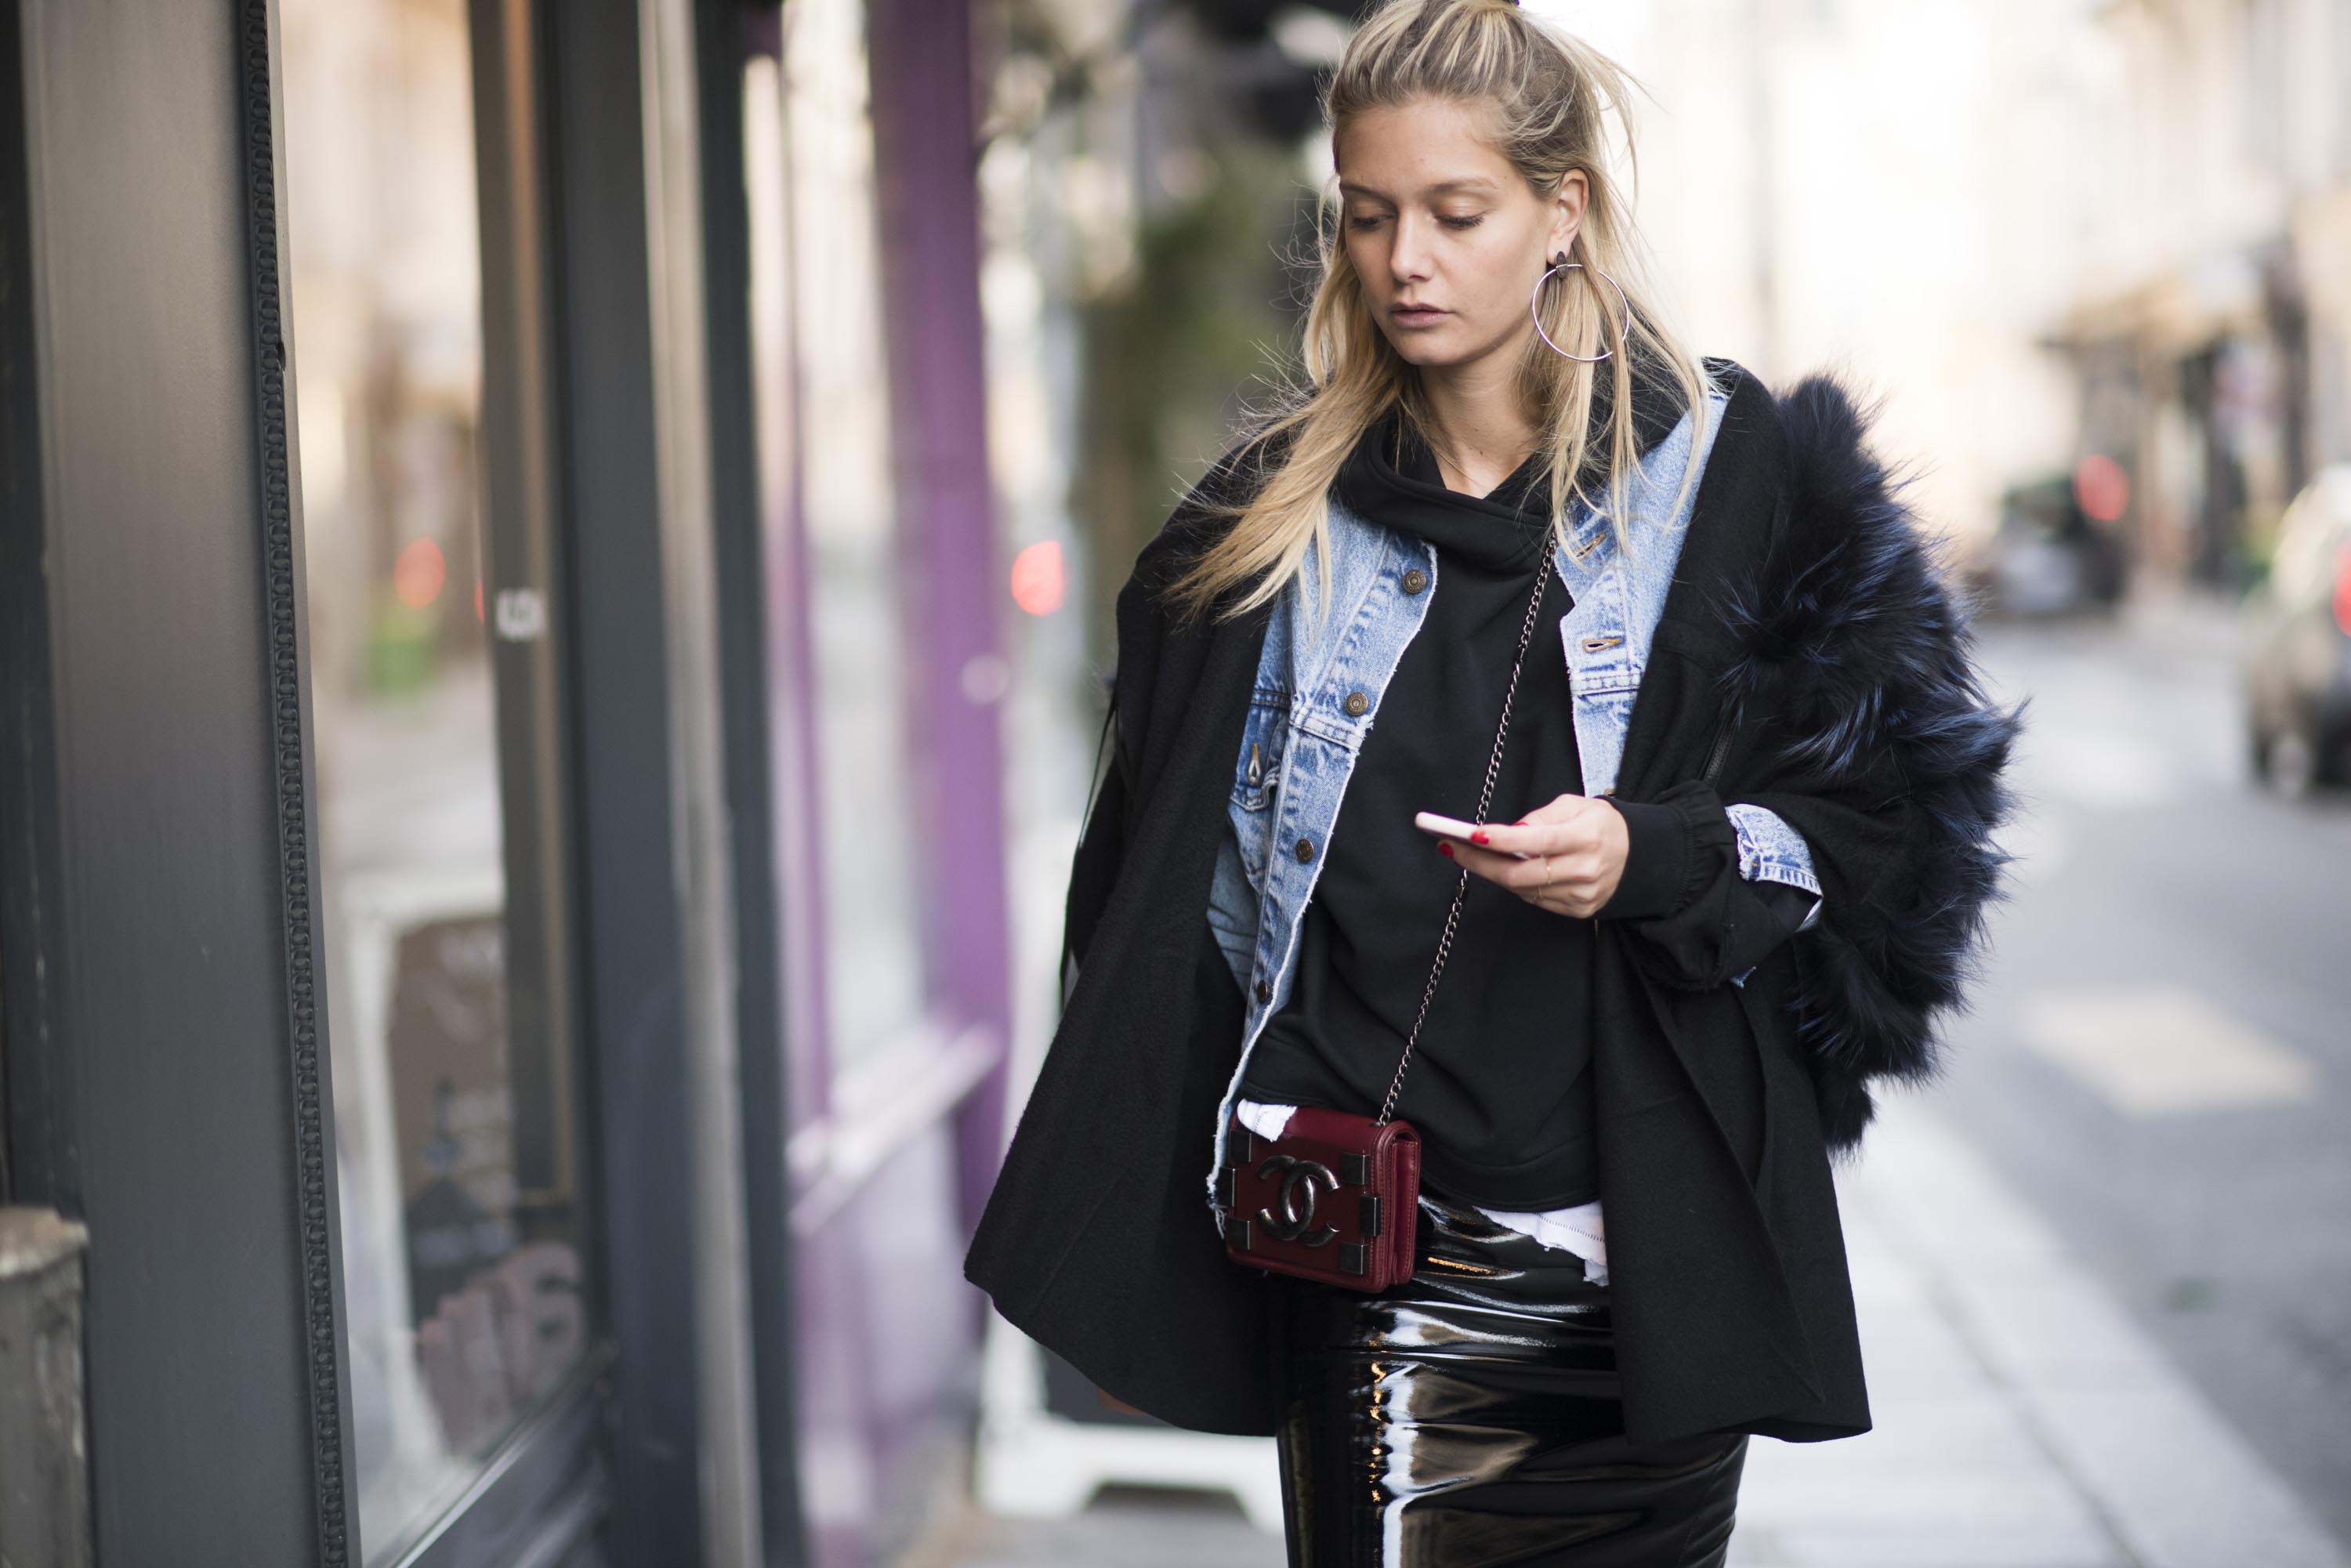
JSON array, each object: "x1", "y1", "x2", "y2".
[{"x1": 1375, "y1": 553, "x2": 1560, "y2": 1126}]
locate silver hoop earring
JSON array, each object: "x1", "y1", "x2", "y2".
[{"x1": 1531, "y1": 251, "x2": 1631, "y2": 363}]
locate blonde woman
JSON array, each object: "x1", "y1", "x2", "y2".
[{"x1": 968, "y1": 2, "x2": 2018, "y2": 1561}]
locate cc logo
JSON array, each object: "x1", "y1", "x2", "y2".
[{"x1": 1254, "y1": 1154, "x2": 1339, "y2": 1247}]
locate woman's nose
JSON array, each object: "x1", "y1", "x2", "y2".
[{"x1": 1388, "y1": 212, "x2": 1435, "y2": 282}]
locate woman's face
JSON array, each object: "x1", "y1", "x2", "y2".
[{"x1": 1335, "y1": 95, "x2": 1585, "y2": 376}]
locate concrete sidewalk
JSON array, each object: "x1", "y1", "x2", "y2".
[
  {"x1": 912, "y1": 1095, "x2": 2349, "y2": 1568},
  {"x1": 1732, "y1": 1093, "x2": 2344, "y2": 1568}
]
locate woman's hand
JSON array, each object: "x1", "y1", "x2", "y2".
[{"x1": 1434, "y1": 792, "x2": 1628, "y2": 918}]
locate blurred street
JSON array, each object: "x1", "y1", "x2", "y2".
[
  {"x1": 1940, "y1": 594, "x2": 2351, "y2": 1550},
  {"x1": 912, "y1": 594, "x2": 2351, "y2": 1568}
]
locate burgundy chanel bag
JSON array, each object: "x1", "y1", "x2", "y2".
[
  {"x1": 1219, "y1": 1106, "x2": 1421, "y2": 1291},
  {"x1": 1221, "y1": 553, "x2": 1560, "y2": 1293}
]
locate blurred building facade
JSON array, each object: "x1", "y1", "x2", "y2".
[
  {"x1": 0, "y1": 0, "x2": 1048, "y2": 1563},
  {"x1": 1026, "y1": 0, "x2": 2351, "y2": 607},
  {"x1": 2038, "y1": 0, "x2": 2351, "y2": 587},
  {"x1": 1545, "y1": 0, "x2": 2351, "y2": 588}
]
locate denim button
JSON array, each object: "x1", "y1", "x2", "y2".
[
  {"x1": 1255, "y1": 979, "x2": 1272, "y2": 1003},
  {"x1": 1401, "y1": 568, "x2": 1428, "y2": 595},
  {"x1": 1343, "y1": 691, "x2": 1369, "y2": 717},
  {"x1": 1294, "y1": 837, "x2": 1316, "y2": 862}
]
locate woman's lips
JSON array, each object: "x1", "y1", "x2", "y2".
[{"x1": 1390, "y1": 304, "x2": 1447, "y2": 325}]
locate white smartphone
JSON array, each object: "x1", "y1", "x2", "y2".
[{"x1": 1412, "y1": 810, "x2": 1533, "y2": 859}]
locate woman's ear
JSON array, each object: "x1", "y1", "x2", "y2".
[{"x1": 1547, "y1": 168, "x2": 1588, "y2": 257}]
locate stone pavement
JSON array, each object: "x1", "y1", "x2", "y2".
[{"x1": 910, "y1": 1095, "x2": 2350, "y2": 1568}]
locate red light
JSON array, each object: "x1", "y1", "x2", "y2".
[
  {"x1": 2333, "y1": 545, "x2": 2351, "y2": 639},
  {"x1": 2074, "y1": 454, "x2": 2128, "y2": 523},
  {"x1": 393, "y1": 538, "x2": 447, "y2": 609},
  {"x1": 1010, "y1": 540, "x2": 1065, "y2": 617}
]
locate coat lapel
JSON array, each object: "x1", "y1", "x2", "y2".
[
  {"x1": 1614, "y1": 365, "x2": 1784, "y2": 799},
  {"x1": 1585, "y1": 366, "x2": 1828, "y2": 1434}
]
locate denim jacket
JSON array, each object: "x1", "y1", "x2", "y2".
[{"x1": 1201, "y1": 382, "x2": 1821, "y2": 1215}]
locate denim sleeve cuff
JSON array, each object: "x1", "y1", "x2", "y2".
[
  {"x1": 1595, "y1": 795, "x2": 1694, "y2": 920},
  {"x1": 1722, "y1": 802, "x2": 1824, "y2": 900}
]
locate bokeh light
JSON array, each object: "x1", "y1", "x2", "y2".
[
  {"x1": 1009, "y1": 538, "x2": 1064, "y2": 616},
  {"x1": 393, "y1": 537, "x2": 447, "y2": 610},
  {"x1": 2074, "y1": 454, "x2": 2129, "y2": 524}
]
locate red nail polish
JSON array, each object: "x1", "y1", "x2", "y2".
[
  {"x1": 1470, "y1": 831, "x2": 1489, "y2": 846},
  {"x1": 1438, "y1": 842, "x2": 1455, "y2": 858}
]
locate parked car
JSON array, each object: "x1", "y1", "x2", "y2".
[
  {"x1": 1976, "y1": 473, "x2": 2126, "y2": 617},
  {"x1": 2244, "y1": 464, "x2": 2351, "y2": 793}
]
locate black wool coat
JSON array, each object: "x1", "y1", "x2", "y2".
[{"x1": 965, "y1": 357, "x2": 2022, "y2": 1445}]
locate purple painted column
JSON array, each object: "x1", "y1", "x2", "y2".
[{"x1": 863, "y1": 0, "x2": 1012, "y2": 1236}]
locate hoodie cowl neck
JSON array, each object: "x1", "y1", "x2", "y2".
[{"x1": 1330, "y1": 368, "x2": 1690, "y2": 574}]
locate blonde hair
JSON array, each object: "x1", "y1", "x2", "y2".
[{"x1": 1164, "y1": 0, "x2": 1719, "y2": 626}]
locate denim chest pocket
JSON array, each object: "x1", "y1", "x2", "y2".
[
  {"x1": 1560, "y1": 624, "x2": 1639, "y2": 797},
  {"x1": 1232, "y1": 687, "x2": 1290, "y2": 810},
  {"x1": 1567, "y1": 630, "x2": 1639, "y2": 691},
  {"x1": 1567, "y1": 627, "x2": 1640, "y2": 708},
  {"x1": 1570, "y1": 682, "x2": 1646, "y2": 766},
  {"x1": 1230, "y1": 687, "x2": 1290, "y2": 890},
  {"x1": 1574, "y1": 682, "x2": 1639, "y2": 724}
]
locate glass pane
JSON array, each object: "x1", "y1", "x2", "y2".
[
  {"x1": 281, "y1": 0, "x2": 590, "y2": 1559},
  {"x1": 773, "y1": 0, "x2": 930, "y2": 1067}
]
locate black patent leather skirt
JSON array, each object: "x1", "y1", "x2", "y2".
[{"x1": 1269, "y1": 1191, "x2": 1748, "y2": 1567}]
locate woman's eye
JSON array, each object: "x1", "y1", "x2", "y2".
[{"x1": 1344, "y1": 212, "x2": 1480, "y2": 231}]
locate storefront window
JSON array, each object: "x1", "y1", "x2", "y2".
[
  {"x1": 281, "y1": 0, "x2": 589, "y2": 1558},
  {"x1": 770, "y1": 0, "x2": 929, "y2": 1069}
]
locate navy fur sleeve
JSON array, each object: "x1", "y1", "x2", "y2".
[{"x1": 1722, "y1": 373, "x2": 2025, "y2": 1150}]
